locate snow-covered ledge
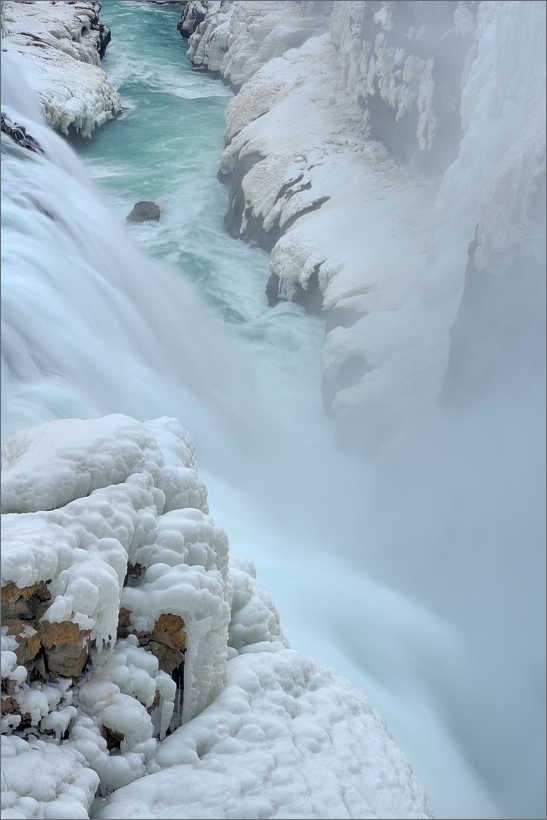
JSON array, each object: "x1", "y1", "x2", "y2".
[
  {"x1": 1, "y1": 414, "x2": 433, "y2": 818},
  {"x1": 181, "y1": 0, "x2": 546, "y2": 454},
  {"x1": 0, "y1": 1, "x2": 120, "y2": 137}
]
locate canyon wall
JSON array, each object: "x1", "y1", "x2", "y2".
[{"x1": 180, "y1": 0, "x2": 546, "y2": 453}]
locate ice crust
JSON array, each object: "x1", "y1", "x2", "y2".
[
  {"x1": 190, "y1": 0, "x2": 546, "y2": 435},
  {"x1": 0, "y1": 1, "x2": 120, "y2": 137},
  {"x1": 1, "y1": 414, "x2": 432, "y2": 817},
  {"x1": 95, "y1": 650, "x2": 433, "y2": 820}
]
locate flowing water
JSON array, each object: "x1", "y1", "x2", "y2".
[{"x1": 1, "y1": 3, "x2": 524, "y2": 817}]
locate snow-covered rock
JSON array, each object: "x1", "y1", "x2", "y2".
[
  {"x1": 185, "y1": 0, "x2": 546, "y2": 453},
  {"x1": 0, "y1": 1, "x2": 120, "y2": 137},
  {"x1": 1, "y1": 414, "x2": 433, "y2": 817},
  {"x1": 95, "y1": 649, "x2": 433, "y2": 820},
  {"x1": 180, "y1": 0, "x2": 329, "y2": 87}
]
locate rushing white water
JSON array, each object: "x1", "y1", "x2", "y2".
[{"x1": 1, "y1": 3, "x2": 543, "y2": 818}]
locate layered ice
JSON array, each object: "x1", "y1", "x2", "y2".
[
  {"x1": 1, "y1": 414, "x2": 433, "y2": 818},
  {"x1": 1, "y1": 1, "x2": 120, "y2": 137}
]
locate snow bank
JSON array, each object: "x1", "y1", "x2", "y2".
[
  {"x1": 182, "y1": 0, "x2": 329, "y2": 87},
  {"x1": 1, "y1": 414, "x2": 432, "y2": 817},
  {"x1": 1, "y1": 734, "x2": 99, "y2": 820},
  {"x1": 95, "y1": 649, "x2": 433, "y2": 820},
  {"x1": 0, "y1": 1, "x2": 120, "y2": 137},
  {"x1": 187, "y1": 0, "x2": 545, "y2": 452}
]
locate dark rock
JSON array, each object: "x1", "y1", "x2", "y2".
[
  {"x1": 178, "y1": 0, "x2": 206, "y2": 38},
  {"x1": 266, "y1": 273, "x2": 280, "y2": 307},
  {"x1": 1, "y1": 113, "x2": 44, "y2": 155},
  {"x1": 123, "y1": 563, "x2": 146, "y2": 587},
  {"x1": 126, "y1": 200, "x2": 162, "y2": 223},
  {"x1": 101, "y1": 725, "x2": 125, "y2": 751},
  {"x1": 291, "y1": 266, "x2": 324, "y2": 315},
  {"x1": 223, "y1": 151, "x2": 266, "y2": 240},
  {"x1": 1, "y1": 581, "x2": 51, "y2": 621}
]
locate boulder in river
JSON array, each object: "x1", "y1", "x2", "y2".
[{"x1": 126, "y1": 200, "x2": 163, "y2": 223}]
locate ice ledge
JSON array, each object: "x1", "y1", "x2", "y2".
[{"x1": 0, "y1": 1, "x2": 120, "y2": 137}]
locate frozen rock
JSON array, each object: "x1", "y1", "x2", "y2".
[
  {"x1": 1, "y1": 413, "x2": 432, "y2": 814},
  {"x1": 190, "y1": 0, "x2": 545, "y2": 453},
  {"x1": 182, "y1": 1, "x2": 329, "y2": 88},
  {"x1": 95, "y1": 649, "x2": 433, "y2": 820},
  {"x1": 0, "y1": 112, "x2": 43, "y2": 154},
  {"x1": 0, "y1": 1, "x2": 120, "y2": 137}
]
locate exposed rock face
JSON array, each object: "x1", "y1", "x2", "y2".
[
  {"x1": 1, "y1": 581, "x2": 92, "y2": 682},
  {"x1": 0, "y1": 113, "x2": 43, "y2": 154},
  {"x1": 117, "y1": 608, "x2": 187, "y2": 675},
  {"x1": 126, "y1": 199, "x2": 163, "y2": 223},
  {"x1": 177, "y1": 0, "x2": 206, "y2": 39}
]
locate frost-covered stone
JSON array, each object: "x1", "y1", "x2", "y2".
[
  {"x1": 192, "y1": 0, "x2": 546, "y2": 453},
  {"x1": 0, "y1": 1, "x2": 120, "y2": 137},
  {"x1": 95, "y1": 649, "x2": 433, "y2": 820},
  {"x1": 183, "y1": 1, "x2": 329, "y2": 88},
  {"x1": 1, "y1": 413, "x2": 433, "y2": 815}
]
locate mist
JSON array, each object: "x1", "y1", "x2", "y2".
[{"x1": 1, "y1": 2, "x2": 545, "y2": 819}]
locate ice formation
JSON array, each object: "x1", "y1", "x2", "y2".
[
  {"x1": 0, "y1": 1, "x2": 120, "y2": 137},
  {"x1": 182, "y1": 0, "x2": 546, "y2": 451},
  {"x1": 1, "y1": 415, "x2": 433, "y2": 818}
]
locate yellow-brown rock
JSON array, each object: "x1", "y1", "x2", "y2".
[
  {"x1": 38, "y1": 620, "x2": 92, "y2": 679},
  {"x1": 1, "y1": 581, "x2": 51, "y2": 621},
  {"x1": 3, "y1": 619, "x2": 41, "y2": 667},
  {"x1": 117, "y1": 608, "x2": 186, "y2": 674}
]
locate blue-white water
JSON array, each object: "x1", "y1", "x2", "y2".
[{"x1": 1, "y1": 3, "x2": 542, "y2": 818}]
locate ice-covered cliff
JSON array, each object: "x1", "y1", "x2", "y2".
[
  {"x1": 0, "y1": 1, "x2": 120, "y2": 137},
  {"x1": 180, "y1": 0, "x2": 546, "y2": 451},
  {"x1": 1, "y1": 414, "x2": 433, "y2": 820}
]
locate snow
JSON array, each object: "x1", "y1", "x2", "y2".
[
  {"x1": 1, "y1": 413, "x2": 432, "y2": 817},
  {"x1": 0, "y1": 1, "x2": 120, "y2": 137},
  {"x1": 1, "y1": 734, "x2": 99, "y2": 820},
  {"x1": 216, "y1": 30, "x2": 442, "y2": 419},
  {"x1": 193, "y1": 0, "x2": 545, "y2": 437},
  {"x1": 185, "y1": 1, "x2": 329, "y2": 87},
  {"x1": 94, "y1": 649, "x2": 433, "y2": 820}
]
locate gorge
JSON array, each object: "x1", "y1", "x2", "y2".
[{"x1": 1, "y1": 2, "x2": 545, "y2": 819}]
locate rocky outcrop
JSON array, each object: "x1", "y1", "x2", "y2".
[
  {"x1": 181, "y1": 1, "x2": 329, "y2": 89},
  {"x1": 1, "y1": 1, "x2": 120, "y2": 137},
  {"x1": 0, "y1": 112, "x2": 43, "y2": 154},
  {"x1": 177, "y1": 0, "x2": 206, "y2": 39},
  {"x1": 126, "y1": 199, "x2": 163, "y2": 223},
  {"x1": 1, "y1": 414, "x2": 433, "y2": 818}
]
